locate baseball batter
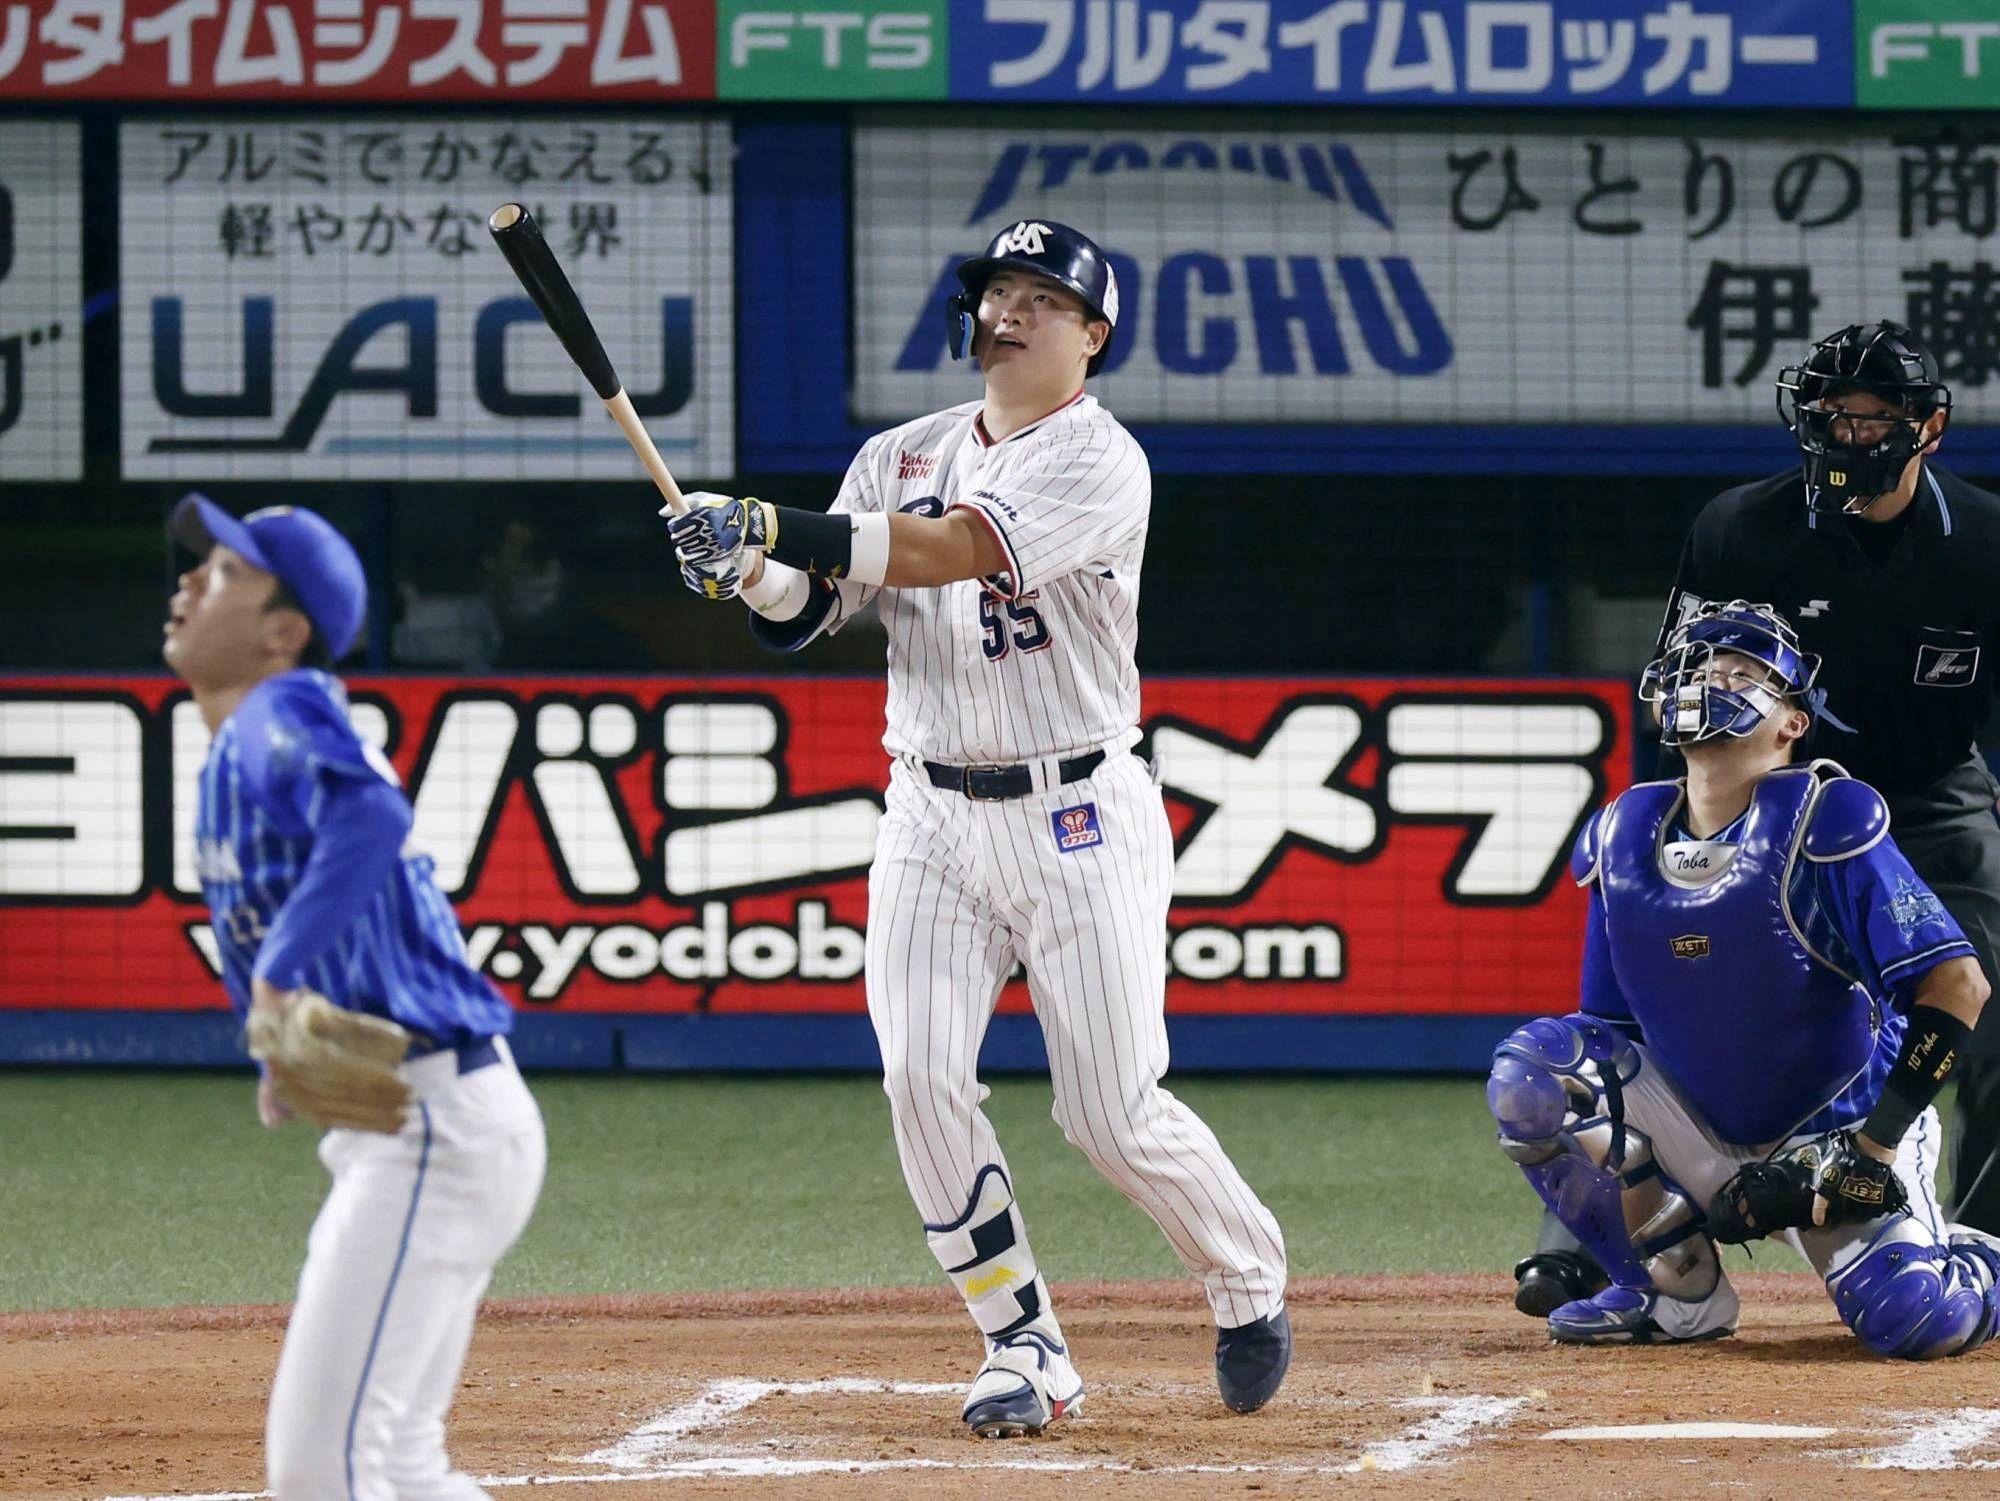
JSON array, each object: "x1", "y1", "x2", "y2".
[
  {"x1": 1489, "y1": 600, "x2": 2000, "y2": 1355},
  {"x1": 667, "y1": 220, "x2": 1291, "y2": 1434},
  {"x1": 164, "y1": 495, "x2": 545, "y2": 1498}
]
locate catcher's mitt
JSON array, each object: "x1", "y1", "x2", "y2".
[
  {"x1": 246, "y1": 989, "x2": 413, "y2": 1133},
  {"x1": 1709, "y1": 1130, "x2": 1908, "y2": 1244}
]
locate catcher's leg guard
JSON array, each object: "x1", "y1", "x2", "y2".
[
  {"x1": 1828, "y1": 1221, "x2": 2000, "y2": 1360},
  {"x1": 1488, "y1": 1016, "x2": 1722, "y2": 1308},
  {"x1": 926, "y1": 1165, "x2": 1083, "y2": 1436},
  {"x1": 1514, "y1": 1211, "x2": 1610, "y2": 1317}
]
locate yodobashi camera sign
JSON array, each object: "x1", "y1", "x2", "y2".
[
  {"x1": 0, "y1": 674, "x2": 1628, "y2": 1020},
  {"x1": 118, "y1": 115, "x2": 734, "y2": 480}
]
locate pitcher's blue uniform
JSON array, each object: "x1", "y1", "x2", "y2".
[
  {"x1": 172, "y1": 495, "x2": 544, "y2": 1501},
  {"x1": 1491, "y1": 761, "x2": 2000, "y2": 1357},
  {"x1": 197, "y1": 668, "x2": 510, "y2": 1048}
]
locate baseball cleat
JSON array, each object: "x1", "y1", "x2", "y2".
[
  {"x1": 961, "y1": 1331, "x2": 1084, "y2": 1439},
  {"x1": 1215, "y1": 1307, "x2": 1292, "y2": 1413},
  {"x1": 1513, "y1": 1250, "x2": 1610, "y2": 1318},
  {"x1": 1547, "y1": 1282, "x2": 1739, "y2": 1346}
]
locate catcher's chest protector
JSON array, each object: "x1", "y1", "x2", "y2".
[{"x1": 1597, "y1": 771, "x2": 1876, "y2": 1144}]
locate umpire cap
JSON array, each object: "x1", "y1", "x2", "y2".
[
  {"x1": 948, "y1": 220, "x2": 1120, "y2": 377},
  {"x1": 171, "y1": 493, "x2": 368, "y2": 659}
]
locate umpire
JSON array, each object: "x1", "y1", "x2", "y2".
[{"x1": 1516, "y1": 320, "x2": 2000, "y2": 1316}]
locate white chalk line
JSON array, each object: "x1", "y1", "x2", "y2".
[
  {"x1": 98, "y1": 1394, "x2": 2000, "y2": 1499},
  {"x1": 1814, "y1": 1408, "x2": 2000, "y2": 1471},
  {"x1": 98, "y1": 1382, "x2": 1519, "y2": 1500},
  {"x1": 1345, "y1": 1396, "x2": 1531, "y2": 1473},
  {"x1": 574, "y1": 1378, "x2": 961, "y2": 1469}
]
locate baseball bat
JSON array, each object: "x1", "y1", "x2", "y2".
[{"x1": 486, "y1": 202, "x2": 687, "y2": 516}]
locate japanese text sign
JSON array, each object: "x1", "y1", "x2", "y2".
[
  {"x1": 1, "y1": 0, "x2": 712, "y2": 99},
  {"x1": 0, "y1": 122, "x2": 83, "y2": 481},
  {"x1": 854, "y1": 120, "x2": 2000, "y2": 426},
  {"x1": 948, "y1": 0, "x2": 1850, "y2": 107},
  {"x1": 119, "y1": 114, "x2": 734, "y2": 480}
]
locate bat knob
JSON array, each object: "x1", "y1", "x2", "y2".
[{"x1": 488, "y1": 203, "x2": 527, "y2": 232}]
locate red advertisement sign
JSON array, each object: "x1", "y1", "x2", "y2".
[
  {"x1": 0, "y1": 675, "x2": 1630, "y2": 1018},
  {"x1": 3, "y1": 0, "x2": 714, "y2": 100}
]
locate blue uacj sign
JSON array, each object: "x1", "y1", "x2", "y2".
[{"x1": 949, "y1": 0, "x2": 1853, "y2": 106}]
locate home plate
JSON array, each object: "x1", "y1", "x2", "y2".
[{"x1": 1543, "y1": 1422, "x2": 1836, "y2": 1442}]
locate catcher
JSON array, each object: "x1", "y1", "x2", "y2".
[
  {"x1": 1488, "y1": 600, "x2": 2000, "y2": 1357},
  {"x1": 164, "y1": 495, "x2": 545, "y2": 1498}
]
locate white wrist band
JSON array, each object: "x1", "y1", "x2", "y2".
[
  {"x1": 741, "y1": 558, "x2": 810, "y2": 620},
  {"x1": 848, "y1": 511, "x2": 891, "y2": 587}
]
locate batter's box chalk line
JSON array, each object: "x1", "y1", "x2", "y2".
[
  {"x1": 99, "y1": 1395, "x2": 2000, "y2": 1498},
  {"x1": 1812, "y1": 1408, "x2": 2000, "y2": 1471},
  {"x1": 1345, "y1": 1396, "x2": 1532, "y2": 1473},
  {"x1": 577, "y1": 1379, "x2": 1532, "y2": 1481}
]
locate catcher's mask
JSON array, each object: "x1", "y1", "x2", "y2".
[
  {"x1": 948, "y1": 219, "x2": 1119, "y2": 377},
  {"x1": 1640, "y1": 600, "x2": 1822, "y2": 748},
  {"x1": 1774, "y1": 321, "x2": 1951, "y2": 516}
]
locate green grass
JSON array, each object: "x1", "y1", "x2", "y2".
[
  {"x1": 17, "y1": 1071, "x2": 1945, "y2": 1314},
  {"x1": 0, "y1": 1072, "x2": 1551, "y2": 1312}
]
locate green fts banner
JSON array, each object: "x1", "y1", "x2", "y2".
[
  {"x1": 719, "y1": 0, "x2": 947, "y2": 98},
  {"x1": 1859, "y1": 1, "x2": 2000, "y2": 108}
]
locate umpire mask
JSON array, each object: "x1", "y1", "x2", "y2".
[
  {"x1": 1640, "y1": 600, "x2": 1821, "y2": 748},
  {"x1": 1775, "y1": 322, "x2": 1951, "y2": 516}
]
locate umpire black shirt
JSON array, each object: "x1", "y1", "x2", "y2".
[{"x1": 1665, "y1": 463, "x2": 2000, "y2": 800}]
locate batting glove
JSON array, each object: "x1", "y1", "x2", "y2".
[
  {"x1": 663, "y1": 493, "x2": 775, "y2": 569},
  {"x1": 677, "y1": 550, "x2": 742, "y2": 601}
]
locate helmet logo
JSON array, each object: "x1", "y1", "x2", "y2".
[
  {"x1": 1101, "y1": 263, "x2": 1120, "y2": 325},
  {"x1": 995, "y1": 220, "x2": 1051, "y2": 256}
]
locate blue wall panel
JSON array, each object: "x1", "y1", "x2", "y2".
[{"x1": 0, "y1": 1011, "x2": 1520, "y2": 1075}]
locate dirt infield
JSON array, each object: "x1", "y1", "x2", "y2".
[{"x1": 3, "y1": 1273, "x2": 1997, "y2": 1500}]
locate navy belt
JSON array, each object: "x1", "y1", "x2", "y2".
[
  {"x1": 409, "y1": 1035, "x2": 501, "y2": 1075},
  {"x1": 923, "y1": 748, "x2": 1108, "y2": 802}
]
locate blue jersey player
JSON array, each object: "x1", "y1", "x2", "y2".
[
  {"x1": 1488, "y1": 601, "x2": 2000, "y2": 1357},
  {"x1": 164, "y1": 495, "x2": 546, "y2": 1499}
]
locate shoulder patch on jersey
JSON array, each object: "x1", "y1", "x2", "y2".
[
  {"x1": 1885, "y1": 874, "x2": 1952, "y2": 944},
  {"x1": 1803, "y1": 775, "x2": 1891, "y2": 862},
  {"x1": 1570, "y1": 805, "x2": 1607, "y2": 887}
]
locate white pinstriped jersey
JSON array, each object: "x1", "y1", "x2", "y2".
[{"x1": 823, "y1": 393, "x2": 1149, "y2": 764}]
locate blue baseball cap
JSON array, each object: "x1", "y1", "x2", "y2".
[{"x1": 170, "y1": 493, "x2": 367, "y2": 659}]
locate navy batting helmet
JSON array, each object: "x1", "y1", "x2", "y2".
[
  {"x1": 1774, "y1": 321, "x2": 1952, "y2": 515},
  {"x1": 948, "y1": 219, "x2": 1120, "y2": 377}
]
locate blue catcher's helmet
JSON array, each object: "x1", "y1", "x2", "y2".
[
  {"x1": 948, "y1": 219, "x2": 1120, "y2": 377},
  {"x1": 1640, "y1": 600, "x2": 1822, "y2": 747},
  {"x1": 1774, "y1": 321, "x2": 1952, "y2": 515}
]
